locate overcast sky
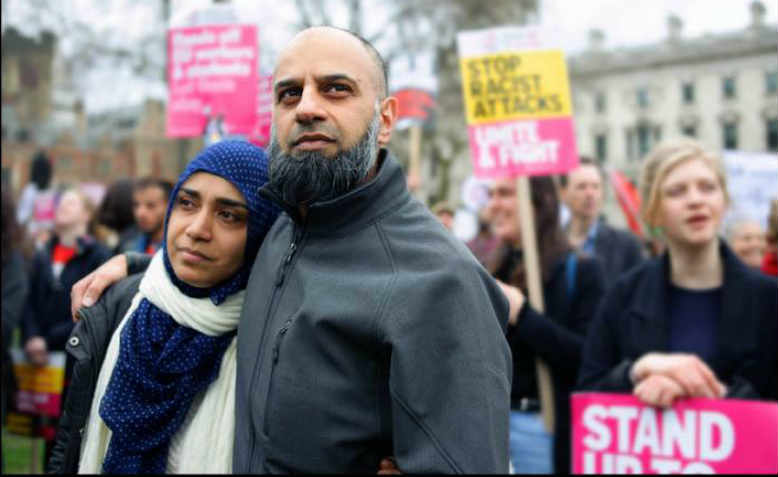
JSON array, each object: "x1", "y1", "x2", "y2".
[{"x1": 6, "y1": 0, "x2": 775, "y2": 112}]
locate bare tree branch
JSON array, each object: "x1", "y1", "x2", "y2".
[
  {"x1": 313, "y1": 0, "x2": 333, "y2": 26},
  {"x1": 295, "y1": 0, "x2": 315, "y2": 28}
]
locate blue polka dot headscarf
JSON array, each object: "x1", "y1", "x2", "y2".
[
  {"x1": 99, "y1": 141, "x2": 280, "y2": 474},
  {"x1": 162, "y1": 140, "x2": 281, "y2": 305}
]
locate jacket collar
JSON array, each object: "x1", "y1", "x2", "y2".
[
  {"x1": 46, "y1": 234, "x2": 95, "y2": 258},
  {"x1": 261, "y1": 149, "x2": 411, "y2": 236},
  {"x1": 627, "y1": 239, "x2": 753, "y2": 360}
]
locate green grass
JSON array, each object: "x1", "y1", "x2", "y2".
[{"x1": 2, "y1": 429, "x2": 45, "y2": 474}]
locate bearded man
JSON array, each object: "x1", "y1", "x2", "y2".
[{"x1": 71, "y1": 26, "x2": 511, "y2": 473}]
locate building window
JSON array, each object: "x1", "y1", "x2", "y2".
[
  {"x1": 595, "y1": 92, "x2": 606, "y2": 114},
  {"x1": 722, "y1": 76, "x2": 736, "y2": 99},
  {"x1": 682, "y1": 82, "x2": 695, "y2": 104},
  {"x1": 722, "y1": 122, "x2": 738, "y2": 149},
  {"x1": 767, "y1": 71, "x2": 778, "y2": 94},
  {"x1": 595, "y1": 134, "x2": 607, "y2": 163},
  {"x1": 767, "y1": 119, "x2": 778, "y2": 152},
  {"x1": 637, "y1": 124, "x2": 652, "y2": 156},
  {"x1": 637, "y1": 88, "x2": 649, "y2": 108},
  {"x1": 681, "y1": 124, "x2": 697, "y2": 137}
]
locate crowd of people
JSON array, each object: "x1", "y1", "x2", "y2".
[{"x1": 1, "y1": 25, "x2": 776, "y2": 474}]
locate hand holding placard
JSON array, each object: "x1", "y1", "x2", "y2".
[{"x1": 631, "y1": 353, "x2": 727, "y2": 400}]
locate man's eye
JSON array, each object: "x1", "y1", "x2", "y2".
[
  {"x1": 325, "y1": 83, "x2": 351, "y2": 94},
  {"x1": 278, "y1": 88, "x2": 301, "y2": 103}
]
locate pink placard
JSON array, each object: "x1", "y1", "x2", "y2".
[
  {"x1": 249, "y1": 74, "x2": 273, "y2": 147},
  {"x1": 167, "y1": 24, "x2": 259, "y2": 138},
  {"x1": 467, "y1": 117, "x2": 578, "y2": 178},
  {"x1": 15, "y1": 390, "x2": 61, "y2": 418},
  {"x1": 571, "y1": 392, "x2": 778, "y2": 474}
]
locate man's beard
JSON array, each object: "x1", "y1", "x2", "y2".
[{"x1": 267, "y1": 113, "x2": 380, "y2": 207}]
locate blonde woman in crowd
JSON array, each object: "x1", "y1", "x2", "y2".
[{"x1": 578, "y1": 139, "x2": 777, "y2": 406}]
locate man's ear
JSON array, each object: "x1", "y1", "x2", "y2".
[{"x1": 377, "y1": 96, "x2": 398, "y2": 147}]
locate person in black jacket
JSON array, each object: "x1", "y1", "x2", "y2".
[
  {"x1": 21, "y1": 188, "x2": 110, "y2": 466},
  {"x1": 561, "y1": 156, "x2": 645, "y2": 289},
  {"x1": 579, "y1": 139, "x2": 778, "y2": 409},
  {"x1": 486, "y1": 176, "x2": 606, "y2": 474},
  {"x1": 2, "y1": 190, "x2": 30, "y2": 472}
]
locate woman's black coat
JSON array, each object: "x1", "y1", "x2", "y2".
[{"x1": 578, "y1": 241, "x2": 778, "y2": 401}]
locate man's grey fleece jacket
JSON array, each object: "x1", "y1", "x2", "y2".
[{"x1": 234, "y1": 150, "x2": 512, "y2": 473}]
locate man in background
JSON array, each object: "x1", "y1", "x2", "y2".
[
  {"x1": 560, "y1": 156, "x2": 644, "y2": 288},
  {"x1": 125, "y1": 177, "x2": 172, "y2": 255},
  {"x1": 431, "y1": 201, "x2": 455, "y2": 231}
]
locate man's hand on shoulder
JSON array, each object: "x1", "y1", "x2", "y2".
[{"x1": 71, "y1": 254, "x2": 128, "y2": 321}]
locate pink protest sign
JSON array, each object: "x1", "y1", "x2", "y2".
[
  {"x1": 457, "y1": 26, "x2": 578, "y2": 178},
  {"x1": 167, "y1": 24, "x2": 259, "y2": 138},
  {"x1": 571, "y1": 392, "x2": 778, "y2": 474},
  {"x1": 249, "y1": 74, "x2": 273, "y2": 147},
  {"x1": 467, "y1": 117, "x2": 578, "y2": 178}
]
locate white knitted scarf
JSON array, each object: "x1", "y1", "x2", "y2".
[{"x1": 78, "y1": 251, "x2": 243, "y2": 474}]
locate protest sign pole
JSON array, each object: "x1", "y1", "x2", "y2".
[
  {"x1": 408, "y1": 124, "x2": 422, "y2": 195},
  {"x1": 516, "y1": 176, "x2": 555, "y2": 433}
]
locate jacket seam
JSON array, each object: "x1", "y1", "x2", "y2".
[
  {"x1": 388, "y1": 387, "x2": 462, "y2": 473},
  {"x1": 371, "y1": 222, "x2": 398, "y2": 343}
]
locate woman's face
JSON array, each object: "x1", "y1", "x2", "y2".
[
  {"x1": 486, "y1": 178, "x2": 520, "y2": 245},
  {"x1": 730, "y1": 221, "x2": 766, "y2": 268},
  {"x1": 655, "y1": 158, "x2": 726, "y2": 249},
  {"x1": 166, "y1": 172, "x2": 249, "y2": 288},
  {"x1": 54, "y1": 191, "x2": 90, "y2": 229}
]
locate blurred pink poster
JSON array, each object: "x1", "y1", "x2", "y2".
[
  {"x1": 249, "y1": 74, "x2": 273, "y2": 147},
  {"x1": 571, "y1": 392, "x2": 778, "y2": 474},
  {"x1": 167, "y1": 24, "x2": 258, "y2": 137}
]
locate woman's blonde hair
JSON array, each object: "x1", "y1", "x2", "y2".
[{"x1": 638, "y1": 139, "x2": 730, "y2": 228}]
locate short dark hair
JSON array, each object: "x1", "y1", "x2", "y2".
[
  {"x1": 134, "y1": 177, "x2": 173, "y2": 200},
  {"x1": 559, "y1": 156, "x2": 604, "y2": 188},
  {"x1": 97, "y1": 178, "x2": 136, "y2": 231},
  {"x1": 30, "y1": 150, "x2": 52, "y2": 189}
]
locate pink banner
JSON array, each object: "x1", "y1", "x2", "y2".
[
  {"x1": 467, "y1": 117, "x2": 578, "y2": 178},
  {"x1": 15, "y1": 390, "x2": 61, "y2": 418},
  {"x1": 571, "y1": 393, "x2": 778, "y2": 474},
  {"x1": 249, "y1": 74, "x2": 273, "y2": 147},
  {"x1": 167, "y1": 24, "x2": 259, "y2": 138}
]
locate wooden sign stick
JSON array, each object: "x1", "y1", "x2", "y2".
[
  {"x1": 408, "y1": 124, "x2": 422, "y2": 195},
  {"x1": 516, "y1": 176, "x2": 555, "y2": 434}
]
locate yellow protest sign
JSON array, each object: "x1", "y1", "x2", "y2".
[
  {"x1": 13, "y1": 362, "x2": 65, "y2": 394},
  {"x1": 460, "y1": 49, "x2": 572, "y2": 124}
]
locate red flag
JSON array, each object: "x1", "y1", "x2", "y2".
[{"x1": 609, "y1": 170, "x2": 643, "y2": 238}]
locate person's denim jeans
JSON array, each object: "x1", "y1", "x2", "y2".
[{"x1": 509, "y1": 410, "x2": 553, "y2": 474}]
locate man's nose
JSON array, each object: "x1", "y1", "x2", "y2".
[{"x1": 295, "y1": 88, "x2": 326, "y2": 124}]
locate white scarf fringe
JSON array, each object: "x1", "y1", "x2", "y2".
[{"x1": 79, "y1": 251, "x2": 241, "y2": 474}]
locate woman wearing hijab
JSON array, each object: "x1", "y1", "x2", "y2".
[{"x1": 47, "y1": 141, "x2": 280, "y2": 473}]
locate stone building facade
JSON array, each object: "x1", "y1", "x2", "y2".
[
  {"x1": 569, "y1": 1, "x2": 777, "y2": 179},
  {"x1": 1, "y1": 26, "x2": 184, "y2": 197}
]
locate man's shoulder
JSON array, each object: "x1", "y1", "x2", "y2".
[{"x1": 598, "y1": 222, "x2": 643, "y2": 249}]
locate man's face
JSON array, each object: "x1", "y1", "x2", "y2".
[
  {"x1": 272, "y1": 28, "x2": 390, "y2": 159},
  {"x1": 564, "y1": 164, "x2": 604, "y2": 221},
  {"x1": 133, "y1": 186, "x2": 168, "y2": 235},
  {"x1": 436, "y1": 211, "x2": 454, "y2": 231}
]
